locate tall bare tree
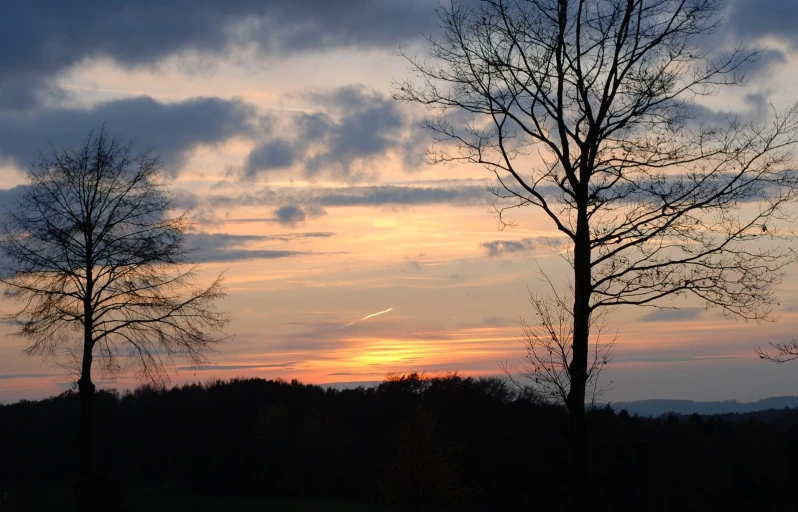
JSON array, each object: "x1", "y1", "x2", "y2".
[
  {"x1": 1, "y1": 128, "x2": 229, "y2": 510},
  {"x1": 395, "y1": 0, "x2": 798, "y2": 502}
]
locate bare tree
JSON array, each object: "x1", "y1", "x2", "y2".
[
  {"x1": 395, "y1": 0, "x2": 798, "y2": 501},
  {"x1": 506, "y1": 287, "x2": 615, "y2": 409},
  {"x1": 0, "y1": 128, "x2": 229, "y2": 510}
]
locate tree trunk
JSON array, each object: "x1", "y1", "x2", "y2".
[
  {"x1": 78, "y1": 373, "x2": 95, "y2": 480},
  {"x1": 76, "y1": 371, "x2": 95, "y2": 511},
  {"x1": 76, "y1": 300, "x2": 95, "y2": 511},
  {"x1": 567, "y1": 203, "x2": 591, "y2": 509},
  {"x1": 566, "y1": 356, "x2": 588, "y2": 510}
]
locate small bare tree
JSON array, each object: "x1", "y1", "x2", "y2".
[
  {"x1": 395, "y1": 0, "x2": 798, "y2": 501},
  {"x1": 507, "y1": 288, "x2": 615, "y2": 409},
  {"x1": 0, "y1": 128, "x2": 229, "y2": 510}
]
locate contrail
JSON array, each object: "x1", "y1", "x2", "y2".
[
  {"x1": 360, "y1": 308, "x2": 393, "y2": 321},
  {"x1": 341, "y1": 307, "x2": 394, "y2": 328}
]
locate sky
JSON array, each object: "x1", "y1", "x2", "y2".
[{"x1": 2, "y1": 0, "x2": 798, "y2": 403}]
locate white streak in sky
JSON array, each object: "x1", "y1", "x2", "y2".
[
  {"x1": 341, "y1": 307, "x2": 394, "y2": 328},
  {"x1": 360, "y1": 308, "x2": 393, "y2": 321}
]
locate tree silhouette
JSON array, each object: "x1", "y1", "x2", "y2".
[
  {"x1": 506, "y1": 289, "x2": 614, "y2": 408},
  {"x1": 395, "y1": 0, "x2": 798, "y2": 502},
  {"x1": 0, "y1": 128, "x2": 229, "y2": 511}
]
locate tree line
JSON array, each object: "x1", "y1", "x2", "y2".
[{"x1": 1, "y1": 374, "x2": 797, "y2": 511}]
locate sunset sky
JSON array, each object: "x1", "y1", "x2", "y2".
[{"x1": 2, "y1": 0, "x2": 798, "y2": 403}]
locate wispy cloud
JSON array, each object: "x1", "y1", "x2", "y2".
[
  {"x1": 185, "y1": 231, "x2": 335, "y2": 262},
  {"x1": 0, "y1": 373, "x2": 59, "y2": 380},
  {"x1": 481, "y1": 236, "x2": 567, "y2": 257},
  {"x1": 315, "y1": 185, "x2": 488, "y2": 207},
  {"x1": 199, "y1": 181, "x2": 492, "y2": 217},
  {"x1": 638, "y1": 308, "x2": 705, "y2": 322},
  {"x1": 178, "y1": 361, "x2": 304, "y2": 371}
]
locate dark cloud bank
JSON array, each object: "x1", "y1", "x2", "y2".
[
  {"x1": 0, "y1": 85, "x2": 425, "y2": 185},
  {"x1": 727, "y1": 0, "x2": 798, "y2": 49},
  {"x1": 1, "y1": 0, "x2": 792, "y2": 113},
  {"x1": 0, "y1": 0, "x2": 438, "y2": 109},
  {"x1": 0, "y1": 96, "x2": 255, "y2": 170},
  {"x1": 2, "y1": 0, "x2": 787, "y2": 98},
  {"x1": 0, "y1": 0, "x2": 791, "y2": 186},
  {"x1": 0, "y1": 1, "x2": 436, "y2": 174}
]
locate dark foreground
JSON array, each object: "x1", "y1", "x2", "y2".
[
  {"x1": 5, "y1": 482, "x2": 390, "y2": 511},
  {"x1": 2, "y1": 375, "x2": 798, "y2": 511}
]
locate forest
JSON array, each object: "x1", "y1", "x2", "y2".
[{"x1": 2, "y1": 373, "x2": 797, "y2": 511}]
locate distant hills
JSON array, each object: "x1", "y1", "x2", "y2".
[
  {"x1": 325, "y1": 380, "x2": 798, "y2": 418},
  {"x1": 609, "y1": 396, "x2": 798, "y2": 417}
]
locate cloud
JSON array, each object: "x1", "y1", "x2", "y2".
[
  {"x1": 304, "y1": 87, "x2": 406, "y2": 176},
  {"x1": 481, "y1": 239, "x2": 536, "y2": 257},
  {"x1": 727, "y1": 0, "x2": 798, "y2": 49},
  {"x1": 638, "y1": 308, "x2": 705, "y2": 322},
  {"x1": 0, "y1": 185, "x2": 27, "y2": 212},
  {"x1": 0, "y1": 75, "x2": 66, "y2": 112},
  {"x1": 0, "y1": 373, "x2": 59, "y2": 380},
  {"x1": 185, "y1": 231, "x2": 330, "y2": 262},
  {"x1": 197, "y1": 249, "x2": 304, "y2": 263},
  {"x1": 0, "y1": 1, "x2": 438, "y2": 110},
  {"x1": 199, "y1": 182, "x2": 491, "y2": 222},
  {"x1": 178, "y1": 361, "x2": 303, "y2": 371},
  {"x1": 327, "y1": 373, "x2": 381, "y2": 377},
  {"x1": 481, "y1": 316, "x2": 517, "y2": 328},
  {"x1": 246, "y1": 86, "x2": 421, "y2": 180},
  {"x1": 314, "y1": 184, "x2": 488, "y2": 207},
  {"x1": 245, "y1": 139, "x2": 297, "y2": 175},
  {"x1": 0, "y1": 96, "x2": 256, "y2": 171},
  {"x1": 684, "y1": 0, "x2": 796, "y2": 91},
  {"x1": 274, "y1": 205, "x2": 306, "y2": 224},
  {"x1": 481, "y1": 236, "x2": 567, "y2": 257},
  {"x1": 737, "y1": 49, "x2": 789, "y2": 76},
  {"x1": 271, "y1": 204, "x2": 327, "y2": 226},
  {"x1": 675, "y1": 80, "x2": 784, "y2": 130}
]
